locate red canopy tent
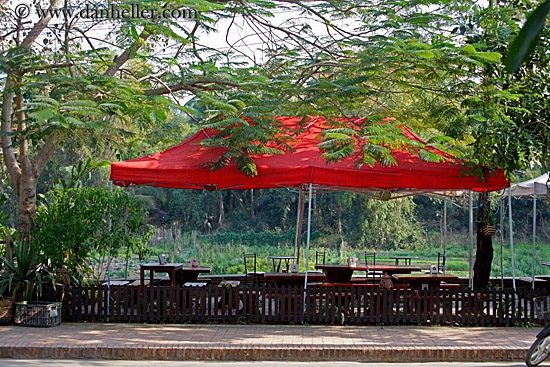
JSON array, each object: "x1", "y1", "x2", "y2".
[
  {"x1": 110, "y1": 116, "x2": 509, "y2": 288},
  {"x1": 111, "y1": 116, "x2": 508, "y2": 192}
]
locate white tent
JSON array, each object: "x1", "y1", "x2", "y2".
[
  {"x1": 508, "y1": 173, "x2": 549, "y2": 197},
  {"x1": 504, "y1": 173, "x2": 549, "y2": 289}
]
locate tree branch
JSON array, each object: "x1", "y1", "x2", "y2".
[
  {"x1": 21, "y1": 62, "x2": 73, "y2": 74},
  {"x1": 1, "y1": 79, "x2": 21, "y2": 187},
  {"x1": 15, "y1": 91, "x2": 32, "y2": 176},
  {"x1": 32, "y1": 134, "x2": 60, "y2": 178},
  {"x1": 20, "y1": 0, "x2": 64, "y2": 49},
  {"x1": 103, "y1": 27, "x2": 152, "y2": 77},
  {"x1": 144, "y1": 79, "x2": 240, "y2": 96}
]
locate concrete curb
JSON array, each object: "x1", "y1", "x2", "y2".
[{"x1": 0, "y1": 346, "x2": 527, "y2": 361}]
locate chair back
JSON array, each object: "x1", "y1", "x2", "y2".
[
  {"x1": 438, "y1": 252, "x2": 446, "y2": 273},
  {"x1": 243, "y1": 252, "x2": 257, "y2": 274},
  {"x1": 364, "y1": 252, "x2": 376, "y2": 265},
  {"x1": 243, "y1": 252, "x2": 259, "y2": 284},
  {"x1": 315, "y1": 251, "x2": 326, "y2": 265}
]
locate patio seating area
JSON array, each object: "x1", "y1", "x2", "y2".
[{"x1": 54, "y1": 252, "x2": 550, "y2": 327}]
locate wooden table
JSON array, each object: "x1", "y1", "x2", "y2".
[
  {"x1": 314, "y1": 265, "x2": 369, "y2": 283},
  {"x1": 315, "y1": 264, "x2": 422, "y2": 283},
  {"x1": 140, "y1": 263, "x2": 212, "y2": 286},
  {"x1": 388, "y1": 256, "x2": 419, "y2": 266},
  {"x1": 367, "y1": 265, "x2": 421, "y2": 275},
  {"x1": 264, "y1": 272, "x2": 326, "y2": 287},
  {"x1": 266, "y1": 256, "x2": 297, "y2": 272},
  {"x1": 391, "y1": 273, "x2": 459, "y2": 289}
]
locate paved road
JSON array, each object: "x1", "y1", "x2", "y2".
[{"x1": 0, "y1": 362, "x2": 536, "y2": 367}]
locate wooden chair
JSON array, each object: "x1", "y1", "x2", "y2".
[
  {"x1": 364, "y1": 252, "x2": 376, "y2": 265},
  {"x1": 243, "y1": 252, "x2": 265, "y2": 285},
  {"x1": 364, "y1": 252, "x2": 381, "y2": 279},
  {"x1": 315, "y1": 251, "x2": 326, "y2": 265}
]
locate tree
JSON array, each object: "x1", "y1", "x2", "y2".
[{"x1": 434, "y1": 1, "x2": 550, "y2": 287}]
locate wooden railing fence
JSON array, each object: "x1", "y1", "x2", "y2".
[{"x1": 59, "y1": 284, "x2": 545, "y2": 326}]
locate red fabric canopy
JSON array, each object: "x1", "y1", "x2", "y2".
[{"x1": 110, "y1": 116, "x2": 509, "y2": 192}]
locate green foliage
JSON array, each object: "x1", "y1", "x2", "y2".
[
  {"x1": 505, "y1": 0, "x2": 550, "y2": 73},
  {"x1": 198, "y1": 230, "x2": 296, "y2": 248},
  {"x1": 478, "y1": 210, "x2": 495, "y2": 226},
  {"x1": 339, "y1": 193, "x2": 426, "y2": 250},
  {"x1": 0, "y1": 240, "x2": 55, "y2": 301},
  {"x1": 493, "y1": 240, "x2": 550, "y2": 278},
  {"x1": 32, "y1": 187, "x2": 152, "y2": 281}
]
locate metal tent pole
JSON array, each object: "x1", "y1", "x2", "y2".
[
  {"x1": 443, "y1": 200, "x2": 447, "y2": 257},
  {"x1": 107, "y1": 181, "x2": 113, "y2": 321},
  {"x1": 294, "y1": 187, "x2": 302, "y2": 260},
  {"x1": 532, "y1": 194, "x2": 537, "y2": 290},
  {"x1": 469, "y1": 191, "x2": 474, "y2": 289},
  {"x1": 302, "y1": 183, "x2": 313, "y2": 321},
  {"x1": 500, "y1": 195, "x2": 504, "y2": 289},
  {"x1": 295, "y1": 189, "x2": 306, "y2": 265},
  {"x1": 508, "y1": 189, "x2": 516, "y2": 291}
]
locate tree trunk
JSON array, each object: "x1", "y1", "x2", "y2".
[
  {"x1": 473, "y1": 191, "x2": 493, "y2": 289},
  {"x1": 16, "y1": 174, "x2": 38, "y2": 244},
  {"x1": 338, "y1": 201, "x2": 346, "y2": 262},
  {"x1": 250, "y1": 189, "x2": 255, "y2": 220},
  {"x1": 217, "y1": 191, "x2": 224, "y2": 228}
]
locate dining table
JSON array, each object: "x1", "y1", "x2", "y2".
[
  {"x1": 140, "y1": 263, "x2": 212, "y2": 286},
  {"x1": 366, "y1": 264, "x2": 422, "y2": 276},
  {"x1": 391, "y1": 273, "x2": 459, "y2": 289},
  {"x1": 315, "y1": 264, "x2": 422, "y2": 283}
]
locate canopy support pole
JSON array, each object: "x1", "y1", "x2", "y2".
[
  {"x1": 107, "y1": 181, "x2": 113, "y2": 321},
  {"x1": 500, "y1": 195, "x2": 504, "y2": 289},
  {"x1": 443, "y1": 200, "x2": 447, "y2": 257},
  {"x1": 508, "y1": 188, "x2": 516, "y2": 291},
  {"x1": 532, "y1": 194, "x2": 537, "y2": 290},
  {"x1": 294, "y1": 188, "x2": 303, "y2": 261},
  {"x1": 302, "y1": 183, "x2": 313, "y2": 322},
  {"x1": 469, "y1": 191, "x2": 474, "y2": 289},
  {"x1": 295, "y1": 188, "x2": 306, "y2": 265}
]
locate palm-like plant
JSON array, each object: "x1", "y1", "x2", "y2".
[{"x1": 0, "y1": 241, "x2": 54, "y2": 301}]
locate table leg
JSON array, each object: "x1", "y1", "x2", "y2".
[
  {"x1": 170, "y1": 269, "x2": 176, "y2": 286},
  {"x1": 149, "y1": 270, "x2": 154, "y2": 285},
  {"x1": 284, "y1": 259, "x2": 290, "y2": 272},
  {"x1": 140, "y1": 268, "x2": 145, "y2": 287}
]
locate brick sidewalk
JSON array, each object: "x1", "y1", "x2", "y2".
[{"x1": 0, "y1": 323, "x2": 539, "y2": 362}]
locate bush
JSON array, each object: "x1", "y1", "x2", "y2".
[{"x1": 32, "y1": 187, "x2": 152, "y2": 282}]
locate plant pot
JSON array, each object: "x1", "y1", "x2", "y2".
[
  {"x1": 14, "y1": 301, "x2": 61, "y2": 327},
  {"x1": 483, "y1": 225, "x2": 496, "y2": 236},
  {"x1": 0, "y1": 298, "x2": 15, "y2": 325}
]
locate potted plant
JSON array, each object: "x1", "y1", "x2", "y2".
[
  {"x1": 0, "y1": 240, "x2": 58, "y2": 326},
  {"x1": 0, "y1": 295, "x2": 14, "y2": 325},
  {"x1": 480, "y1": 211, "x2": 496, "y2": 236}
]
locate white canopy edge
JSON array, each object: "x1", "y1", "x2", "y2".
[{"x1": 504, "y1": 173, "x2": 549, "y2": 197}]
